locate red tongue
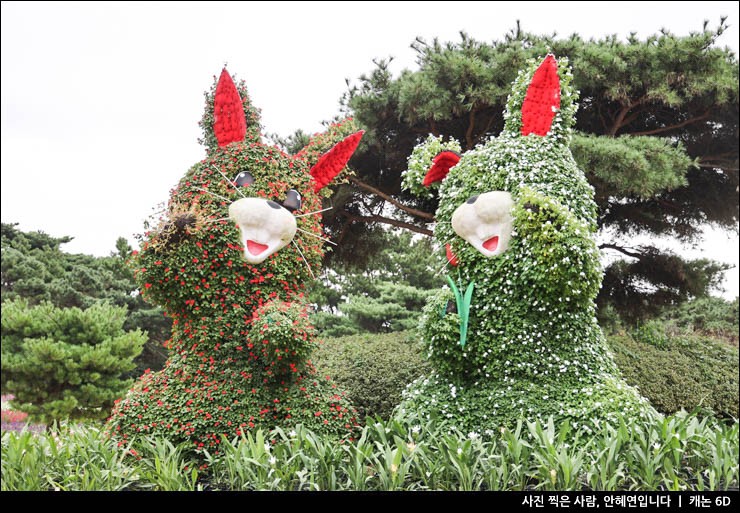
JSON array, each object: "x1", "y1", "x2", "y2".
[
  {"x1": 247, "y1": 240, "x2": 269, "y2": 256},
  {"x1": 483, "y1": 236, "x2": 499, "y2": 252}
]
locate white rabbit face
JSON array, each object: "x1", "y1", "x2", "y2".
[
  {"x1": 228, "y1": 197, "x2": 298, "y2": 264},
  {"x1": 451, "y1": 191, "x2": 515, "y2": 258}
]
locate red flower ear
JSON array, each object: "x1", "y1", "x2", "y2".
[
  {"x1": 423, "y1": 151, "x2": 461, "y2": 186},
  {"x1": 309, "y1": 130, "x2": 364, "y2": 192},
  {"x1": 521, "y1": 54, "x2": 561, "y2": 137},
  {"x1": 214, "y1": 69, "x2": 247, "y2": 148}
]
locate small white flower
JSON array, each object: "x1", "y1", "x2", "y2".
[
  {"x1": 269, "y1": 455, "x2": 277, "y2": 466},
  {"x1": 457, "y1": 447, "x2": 463, "y2": 456}
]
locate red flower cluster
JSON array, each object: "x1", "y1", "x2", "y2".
[
  {"x1": 214, "y1": 69, "x2": 247, "y2": 148},
  {"x1": 520, "y1": 54, "x2": 561, "y2": 137},
  {"x1": 309, "y1": 130, "x2": 364, "y2": 192},
  {"x1": 1, "y1": 409, "x2": 29, "y2": 423}
]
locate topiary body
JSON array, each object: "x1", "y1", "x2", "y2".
[
  {"x1": 106, "y1": 70, "x2": 363, "y2": 450},
  {"x1": 396, "y1": 56, "x2": 655, "y2": 435}
]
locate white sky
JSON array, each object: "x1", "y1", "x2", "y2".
[{"x1": 2, "y1": 1, "x2": 738, "y2": 298}]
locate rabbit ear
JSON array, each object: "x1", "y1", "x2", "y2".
[
  {"x1": 503, "y1": 54, "x2": 575, "y2": 141},
  {"x1": 214, "y1": 68, "x2": 247, "y2": 148},
  {"x1": 521, "y1": 54, "x2": 560, "y2": 136},
  {"x1": 309, "y1": 130, "x2": 364, "y2": 192},
  {"x1": 422, "y1": 151, "x2": 461, "y2": 186}
]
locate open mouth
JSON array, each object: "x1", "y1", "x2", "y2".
[
  {"x1": 247, "y1": 240, "x2": 269, "y2": 256},
  {"x1": 482, "y1": 236, "x2": 499, "y2": 252}
]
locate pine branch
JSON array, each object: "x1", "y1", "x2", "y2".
[
  {"x1": 608, "y1": 105, "x2": 631, "y2": 136},
  {"x1": 348, "y1": 176, "x2": 435, "y2": 220},
  {"x1": 342, "y1": 212, "x2": 434, "y2": 236},
  {"x1": 620, "y1": 106, "x2": 647, "y2": 128},
  {"x1": 609, "y1": 96, "x2": 647, "y2": 136},
  {"x1": 697, "y1": 163, "x2": 739, "y2": 171},
  {"x1": 429, "y1": 118, "x2": 439, "y2": 137},
  {"x1": 698, "y1": 153, "x2": 739, "y2": 170},
  {"x1": 465, "y1": 108, "x2": 477, "y2": 150},
  {"x1": 631, "y1": 111, "x2": 710, "y2": 136},
  {"x1": 599, "y1": 243, "x2": 644, "y2": 259}
]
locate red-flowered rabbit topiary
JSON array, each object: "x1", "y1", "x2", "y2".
[
  {"x1": 106, "y1": 69, "x2": 364, "y2": 451},
  {"x1": 396, "y1": 56, "x2": 656, "y2": 436}
]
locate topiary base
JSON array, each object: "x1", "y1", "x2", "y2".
[
  {"x1": 106, "y1": 360, "x2": 357, "y2": 452},
  {"x1": 395, "y1": 368, "x2": 656, "y2": 437}
]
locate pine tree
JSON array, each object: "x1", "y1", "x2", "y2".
[
  {"x1": 1, "y1": 299, "x2": 145, "y2": 423},
  {"x1": 1, "y1": 223, "x2": 171, "y2": 375},
  {"x1": 309, "y1": 230, "x2": 442, "y2": 335},
  {"x1": 333, "y1": 22, "x2": 738, "y2": 320}
]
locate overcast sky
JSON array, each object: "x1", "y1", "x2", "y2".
[{"x1": 2, "y1": 1, "x2": 738, "y2": 298}]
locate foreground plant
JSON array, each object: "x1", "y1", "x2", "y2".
[{"x1": 2, "y1": 413, "x2": 737, "y2": 491}]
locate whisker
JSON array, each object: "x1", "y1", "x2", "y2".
[
  {"x1": 192, "y1": 187, "x2": 231, "y2": 203},
  {"x1": 434, "y1": 259, "x2": 451, "y2": 277},
  {"x1": 205, "y1": 217, "x2": 230, "y2": 224},
  {"x1": 214, "y1": 168, "x2": 245, "y2": 198},
  {"x1": 291, "y1": 240, "x2": 315, "y2": 279},
  {"x1": 295, "y1": 206, "x2": 333, "y2": 218},
  {"x1": 296, "y1": 227, "x2": 337, "y2": 246},
  {"x1": 432, "y1": 240, "x2": 459, "y2": 277}
]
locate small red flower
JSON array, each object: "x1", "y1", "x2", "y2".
[{"x1": 445, "y1": 244, "x2": 459, "y2": 267}]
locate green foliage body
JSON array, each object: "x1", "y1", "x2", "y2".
[{"x1": 396, "y1": 57, "x2": 656, "y2": 435}]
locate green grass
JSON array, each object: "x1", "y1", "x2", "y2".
[{"x1": 2, "y1": 412, "x2": 737, "y2": 491}]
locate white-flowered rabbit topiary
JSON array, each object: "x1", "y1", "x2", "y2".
[{"x1": 395, "y1": 55, "x2": 656, "y2": 435}]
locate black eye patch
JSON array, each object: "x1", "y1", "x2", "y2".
[
  {"x1": 233, "y1": 170, "x2": 254, "y2": 187},
  {"x1": 466, "y1": 194, "x2": 479, "y2": 205},
  {"x1": 282, "y1": 189, "x2": 302, "y2": 212},
  {"x1": 266, "y1": 200, "x2": 282, "y2": 210}
]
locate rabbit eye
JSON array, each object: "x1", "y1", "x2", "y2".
[
  {"x1": 466, "y1": 194, "x2": 479, "y2": 204},
  {"x1": 282, "y1": 189, "x2": 302, "y2": 212},
  {"x1": 233, "y1": 170, "x2": 254, "y2": 187}
]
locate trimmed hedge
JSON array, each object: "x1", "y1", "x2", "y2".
[
  {"x1": 312, "y1": 331, "x2": 431, "y2": 421},
  {"x1": 316, "y1": 324, "x2": 739, "y2": 422},
  {"x1": 608, "y1": 325, "x2": 739, "y2": 419}
]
